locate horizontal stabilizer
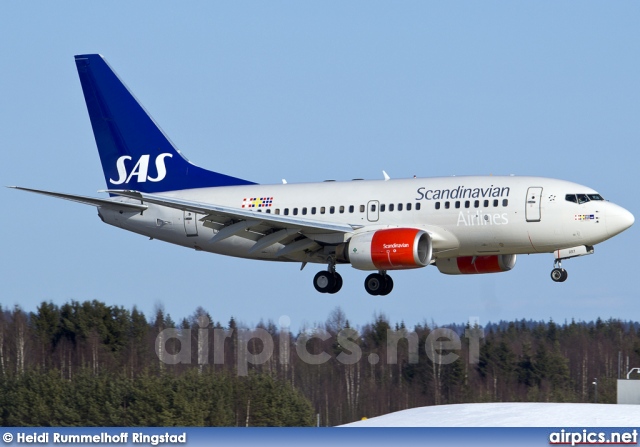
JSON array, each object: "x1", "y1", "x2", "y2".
[{"x1": 8, "y1": 186, "x2": 148, "y2": 211}]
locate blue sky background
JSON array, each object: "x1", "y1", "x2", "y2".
[{"x1": 2, "y1": 2, "x2": 638, "y2": 332}]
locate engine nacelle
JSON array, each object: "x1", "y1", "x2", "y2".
[
  {"x1": 343, "y1": 228, "x2": 432, "y2": 271},
  {"x1": 436, "y1": 254, "x2": 516, "y2": 275}
]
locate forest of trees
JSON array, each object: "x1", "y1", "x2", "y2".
[{"x1": 0, "y1": 300, "x2": 639, "y2": 426}]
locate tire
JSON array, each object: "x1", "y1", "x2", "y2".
[
  {"x1": 328, "y1": 272, "x2": 343, "y2": 294},
  {"x1": 379, "y1": 275, "x2": 394, "y2": 296},
  {"x1": 551, "y1": 268, "x2": 567, "y2": 283},
  {"x1": 560, "y1": 269, "x2": 568, "y2": 282},
  {"x1": 314, "y1": 271, "x2": 336, "y2": 293},
  {"x1": 364, "y1": 273, "x2": 385, "y2": 296}
]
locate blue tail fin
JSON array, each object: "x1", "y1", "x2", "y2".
[{"x1": 75, "y1": 54, "x2": 255, "y2": 192}]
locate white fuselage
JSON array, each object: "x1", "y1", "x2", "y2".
[
  {"x1": 14, "y1": 54, "x2": 635, "y2": 295},
  {"x1": 97, "y1": 175, "x2": 632, "y2": 266}
]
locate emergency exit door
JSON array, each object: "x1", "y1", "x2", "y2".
[
  {"x1": 184, "y1": 211, "x2": 198, "y2": 236},
  {"x1": 367, "y1": 200, "x2": 379, "y2": 222}
]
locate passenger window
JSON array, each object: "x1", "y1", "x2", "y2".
[
  {"x1": 360, "y1": 205, "x2": 365, "y2": 212},
  {"x1": 444, "y1": 202, "x2": 450, "y2": 209},
  {"x1": 293, "y1": 208, "x2": 299, "y2": 215},
  {"x1": 380, "y1": 204, "x2": 386, "y2": 212},
  {"x1": 302, "y1": 207, "x2": 307, "y2": 215},
  {"x1": 389, "y1": 204, "x2": 395, "y2": 212},
  {"x1": 321, "y1": 207, "x2": 326, "y2": 214},
  {"x1": 474, "y1": 200, "x2": 480, "y2": 208},
  {"x1": 266, "y1": 209, "x2": 271, "y2": 214},
  {"x1": 284, "y1": 208, "x2": 289, "y2": 216},
  {"x1": 398, "y1": 203, "x2": 403, "y2": 211},
  {"x1": 330, "y1": 206, "x2": 335, "y2": 214},
  {"x1": 502, "y1": 199, "x2": 508, "y2": 207},
  {"x1": 435, "y1": 202, "x2": 441, "y2": 210},
  {"x1": 465, "y1": 200, "x2": 470, "y2": 208},
  {"x1": 416, "y1": 203, "x2": 421, "y2": 211},
  {"x1": 493, "y1": 199, "x2": 498, "y2": 207},
  {"x1": 349, "y1": 205, "x2": 354, "y2": 213},
  {"x1": 339, "y1": 206, "x2": 345, "y2": 214},
  {"x1": 275, "y1": 209, "x2": 280, "y2": 215},
  {"x1": 406, "y1": 203, "x2": 412, "y2": 211},
  {"x1": 455, "y1": 201, "x2": 460, "y2": 209},
  {"x1": 483, "y1": 200, "x2": 489, "y2": 207},
  {"x1": 311, "y1": 207, "x2": 316, "y2": 214}
]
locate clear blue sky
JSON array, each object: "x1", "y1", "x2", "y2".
[{"x1": 2, "y1": 2, "x2": 638, "y2": 332}]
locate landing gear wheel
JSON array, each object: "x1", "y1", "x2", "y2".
[
  {"x1": 379, "y1": 275, "x2": 394, "y2": 296},
  {"x1": 364, "y1": 273, "x2": 384, "y2": 295},
  {"x1": 560, "y1": 269, "x2": 568, "y2": 282},
  {"x1": 314, "y1": 271, "x2": 336, "y2": 293},
  {"x1": 328, "y1": 272, "x2": 343, "y2": 294},
  {"x1": 365, "y1": 273, "x2": 393, "y2": 296},
  {"x1": 550, "y1": 268, "x2": 568, "y2": 283}
]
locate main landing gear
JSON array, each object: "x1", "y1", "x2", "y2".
[
  {"x1": 550, "y1": 260, "x2": 568, "y2": 283},
  {"x1": 312, "y1": 263, "x2": 394, "y2": 296},
  {"x1": 364, "y1": 271, "x2": 394, "y2": 296},
  {"x1": 313, "y1": 260, "x2": 343, "y2": 294}
]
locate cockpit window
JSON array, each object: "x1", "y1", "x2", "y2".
[
  {"x1": 565, "y1": 193, "x2": 604, "y2": 204},
  {"x1": 576, "y1": 194, "x2": 589, "y2": 204}
]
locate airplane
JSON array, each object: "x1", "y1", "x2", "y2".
[{"x1": 10, "y1": 54, "x2": 635, "y2": 296}]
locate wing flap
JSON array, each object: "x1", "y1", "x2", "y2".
[{"x1": 248, "y1": 228, "x2": 299, "y2": 254}]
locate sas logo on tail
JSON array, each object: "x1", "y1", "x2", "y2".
[{"x1": 109, "y1": 154, "x2": 173, "y2": 185}]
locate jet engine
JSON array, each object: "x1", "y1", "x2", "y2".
[
  {"x1": 435, "y1": 254, "x2": 516, "y2": 275},
  {"x1": 339, "y1": 228, "x2": 432, "y2": 271}
]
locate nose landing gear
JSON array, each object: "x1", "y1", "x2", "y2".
[
  {"x1": 550, "y1": 245, "x2": 595, "y2": 283},
  {"x1": 550, "y1": 267, "x2": 568, "y2": 282},
  {"x1": 550, "y1": 260, "x2": 568, "y2": 282}
]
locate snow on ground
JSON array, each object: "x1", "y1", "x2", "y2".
[{"x1": 342, "y1": 402, "x2": 640, "y2": 427}]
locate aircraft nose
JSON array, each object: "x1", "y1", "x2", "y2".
[{"x1": 606, "y1": 203, "x2": 634, "y2": 238}]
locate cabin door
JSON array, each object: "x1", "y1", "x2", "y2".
[{"x1": 525, "y1": 187, "x2": 543, "y2": 222}]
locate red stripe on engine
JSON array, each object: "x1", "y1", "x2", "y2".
[
  {"x1": 456, "y1": 257, "x2": 479, "y2": 274},
  {"x1": 456, "y1": 255, "x2": 503, "y2": 274},
  {"x1": 371, "y1": 228, "x2": 420, "y2": 270},
  {"x1": 474, "y1": 255, "x2": 502, "y2": 273}
]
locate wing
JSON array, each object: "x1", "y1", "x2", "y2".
[
  {"x1": 105, "y1": 189, "x2": 362, "y2": 258},
  {"x1": 10, "y1": 186, "x2": 459, "y2": 260},
  {"x1": 105, "y1": 189, "x2": 460, "y2": 258},
  {"x1": 105, "y1": 189, "x2": 359, "y2": 233}
]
